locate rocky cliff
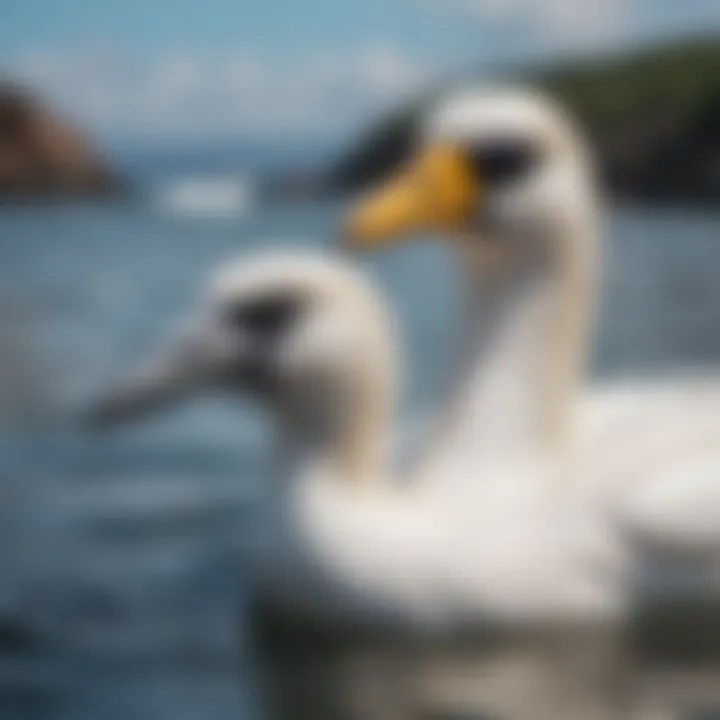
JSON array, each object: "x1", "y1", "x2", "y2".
[
  {"x1": 269, "y1": 36, "x2": 720, "y2": 206},
  {"x1": 0, "y1": 83, "x2": 122, "y2": 199}
]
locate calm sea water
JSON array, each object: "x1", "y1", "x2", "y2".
[{"x1": 0, "y1": 199, "x2": 719, "y2": 720}]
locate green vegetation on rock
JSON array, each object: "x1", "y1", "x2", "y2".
[{"x1": 328, "y1": 35, "x2": 720, "y2": 204}]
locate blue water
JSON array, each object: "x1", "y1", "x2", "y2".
[{"x1": 0, "y1": 198, "x2": 719, "y2": 719}]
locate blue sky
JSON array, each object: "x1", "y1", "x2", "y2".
[{"x1": 2, "y1": 0, "x2": 719, "y2": 143}]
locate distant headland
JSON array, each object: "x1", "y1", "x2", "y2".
[
  {"x1": 266, "y1": 35, "x2": 720, "y2": 206},
  {"x1": 0, "y1": 83, "x2": 123, "y2": 200}
]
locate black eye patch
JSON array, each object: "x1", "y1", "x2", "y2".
[
  {"x1": 468, "y1": 139, "x2": 540, "y2": 186},
  {"x1": 226, "y1": 293, "x2": 302, "y2": 337}
]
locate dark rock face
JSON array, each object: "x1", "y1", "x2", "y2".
[
  {"x1": 273, "y1": 37, "x2": 720, "y2": 206},
  {"x1": 591, "y1": 94, "x2": 720, "y2": 204},
  {"x1": 323, "y1": 93, "x2": 720, "y2": 206},
  {"x1": 0, "y1": 84, "x2": 123, "y2": 199}
]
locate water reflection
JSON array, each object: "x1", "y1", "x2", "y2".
[{"x1": 255, "y1": 610, "x2": 720, "y2": 720}]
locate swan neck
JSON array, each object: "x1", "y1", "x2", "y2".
[
  {"x1": 452, "y1": 220, "x2": 596, "y2": 463},
  {"x1": 277, "y1": 365, "x2": 393, "y2": 489}
]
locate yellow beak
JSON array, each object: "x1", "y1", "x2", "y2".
[{"x1": 343, "y1": 142, "x2": 478, "y2": 249}]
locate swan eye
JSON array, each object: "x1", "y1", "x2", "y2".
[
  {"x1": 227, "y1": 294, "x2": 301, "y2": 337},
  {"x1": 469, "y1": 139, "x2": 540, "y2": 185}
]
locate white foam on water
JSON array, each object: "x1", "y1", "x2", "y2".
[{"x1": 154, "y1": 175, "x2": 254, "y2": 219}]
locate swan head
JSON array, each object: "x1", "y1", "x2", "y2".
[
  {"x1": 88, "y1": 251, "x2": 394, "y2": 437},
  {"x1": 344, "y1": 86, "x2": 597, "y2": 255}
]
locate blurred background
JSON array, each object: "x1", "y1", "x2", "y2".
[{"x1": 1, "y1": 1, "x2": 720, "y2": 718}]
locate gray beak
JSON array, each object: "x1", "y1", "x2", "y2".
[
  {"x1": 86, "y1": 352, "x2": 196, "y2": 429},
  {"x1": 86, "y1": 318, "x2": 245, "y2": 429}
]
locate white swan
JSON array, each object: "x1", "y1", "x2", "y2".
[
  {"x1": 89, "y1": 248, "x2": 720, "y2": 720},
  {"x1": 343, "y1": 86, "x2": 720, "y2": 491}
]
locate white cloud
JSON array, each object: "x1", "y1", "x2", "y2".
[
  {"x1": 1, "y1": 44, "x2": 435, "y2": 140},
  {"x1": 355, "y1": 44, "x2": 429, "y2": 98},
  {"x1": 151, "y1": 54, "x2": 204, "y2": 100},
  {"x1": 425, "y1": 0, "x2": 629, "y2": 49}
]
